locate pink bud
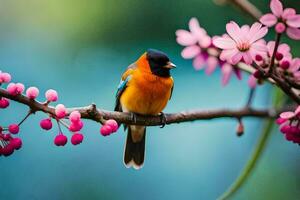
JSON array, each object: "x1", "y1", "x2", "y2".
[
  {"x1": 0, "y1": 98, "x2": 9, "y2": 108},
  {"x1": 275, "y1": 52, "x2": 283, "y2": 61},
  {"x1": 275, "y1": 22, "x2": 286, "y2": 34},
  {"x1": 280, "y1": 60, "x2": 290, "y2": 70},
  {"x1": 255, "y1": 54, "x2": 263, "y2": 62},
  {"x1": 69, "y1": 111, "x2": 81, "y2": 123},
  {"x1": 55, "y1": 104, "x2": 66, "y2": 119},
  {"x1": 105, "y1": 119, "x2": 119, "y2": 132},
  {"x1": 69, "y1": 120, "x2": 84, "y2": 132},
  {"x1": 71, "y1": 133, "x2": 84, "y2": 145},
  {"x1": 285, "y1": 133, "x2": 294, "y2": 141},
  {"x1": 0, "y1": 72, "x2": 11, "y2": 83},
  {"x1": 40, "y1": 118, "x2": 53, "y2": 130},
  {"x1": 100, "y1": 125, "x2": 113, "y2": 136},
  {"x1": 8, "y1": 124, "x2": 19, "y2": 134},
  {"x1": 54, "y1": 134, "x2": 68, "y2": 146},
  {"x1": 10, "y1": 138, "x2": 22, "y2": 150},
  {"x1": 45, "y1": 89, "x2": 58, "y2": 102},
  {"x1": 26, "y1": 87, "x2": 39, "y2": 99},
  {"x1": 253, "y1": 70, "x2": 263, "y2": 79},
  {"x1": 276, "y1": 117, "x2": 287, "y2": 125},
  {"x1": 280, "y1": 125, "x2": 291, "y2": 134},
  {"x1": 16, "y1": 83, "x2": 24, "y2": 93},
  {"x1": 2, "y1": 144, "x2": 14, "y2": 156}
]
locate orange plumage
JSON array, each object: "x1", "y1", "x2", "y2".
[{"x1": 115, "y1": 49, "x2": 175, "y2": 169}]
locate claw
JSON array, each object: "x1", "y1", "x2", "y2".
[{"x1": 159, "y1": 112, "x2": 167, "y2": 128}]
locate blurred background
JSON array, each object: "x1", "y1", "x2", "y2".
[{"x1": 0, "y1": 0, "x2": 299, "y2": 199}]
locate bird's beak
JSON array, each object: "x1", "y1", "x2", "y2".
[{"x1": 164, "y1": 62, "x2": 176, "y2": 69}]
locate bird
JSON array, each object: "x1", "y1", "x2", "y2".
[{"x1": 114, "y1": 49, "x2": 175, "y2": 170}]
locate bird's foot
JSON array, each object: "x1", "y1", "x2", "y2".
[{"x1": 159, "y1": 112, "x2": 167, "y2": 128}]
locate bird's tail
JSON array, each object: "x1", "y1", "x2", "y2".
[{"x1": 123, "y1": 126, "x2": 146, "y2": 170}]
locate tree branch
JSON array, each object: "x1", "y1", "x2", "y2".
[{"x1": 0, "y1": 88, "x2": 284, "y2": 127}]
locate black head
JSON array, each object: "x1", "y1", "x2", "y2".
[{"x1": 146, "y1": 49, "x2": 176, "y2": 77}]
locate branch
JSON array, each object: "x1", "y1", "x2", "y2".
[{"x1": 0, "y1": 88, "x2": 282, "y2": 126}]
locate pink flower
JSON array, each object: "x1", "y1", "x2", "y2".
[
  {"x1": 45, "y1": 89, "x2": 58, "y2": 102},
  {"x1": 260, "y1": 0, "x2": 300, "y2": 40},
  {"x1": 55, "y1": 104, "x2": 67, "y2": 119},
  {"x1": 277, "y1": 106, "x2": 300, "y2": 145},
  {"x1": 288, "y1": 58, "x2": 300, "y2": 80},
  {"x1": 213, "y1": 22, "x2": 268, "y2": 65},
  {"x1": 26, "y1": 86, "x2": 39, "y2": 99},
  {"x1": 105, "y1": 119, "x2": 119, "y2": 132},
  {"x1": 69, "y1": 120, "x2": 83, "y2": 132},
  {"x1": 248, "y1": 74, "x2": 257, "y2": 88},
  {"x1": 100, "y1": 125, "x2": 113, "y2": 136},
  {"x1": 176, "y1": 18, "x2": 218, "y2": 73}
]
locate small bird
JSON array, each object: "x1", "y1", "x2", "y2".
[{"x1": 115, "y1": 49, "x2": 175, "y2": 169}]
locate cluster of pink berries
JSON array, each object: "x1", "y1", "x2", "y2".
[
  {"x1": 0, "y1": 125, "x2": 22, "y2": 157},
  {"x1": 39, "y1": 90, "x2": 85, "y2": 146},
  {"x1": 277, "y1": 106, "x2": 300, "y2": 145},
  {"x1": 100, "y1": 120, "x2": 119, "y2": 136}
]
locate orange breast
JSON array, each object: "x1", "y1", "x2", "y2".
[{"x1": 120, "y1": 69, "x2": 173, "y2": 115}]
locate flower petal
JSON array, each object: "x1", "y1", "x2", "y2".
[
  {"x1": 189, "y1": 17, "x2": 206, "y2": 36},
  {"x1": 192, "y1": 55, "x2": 205, "y2": 70},
  {"x1": 248, "y1": 75, "x2": 257, "y2": 88},
  {"x1": 226, "y1": 21, "x2": 242, "y2": 42},
  {"x1": 278, "y1": 43, "x2": 291, "y2": 56},
  {"x1": 270, "y1": 0, "x2": 283, "y2": 17},
  {"x1": 205, "y1": 56, "x2": 218, "y2": 75},
  {"x1": 220, "y1": 48, "x2": 239, "y2": 62},
  {"x1": 295, "y1": 106, "x2": 300, "y2": 115},
  {"x1": 199, "y1": 35, "x2": 211, "y2": 48},
  {"x1": 289, "y1": 58, "x2": 300, "y2": 72},
  {"x1": 221, "y1": 63, "x2": 233, "y2": 86},
  {"x1": 260, "y1": 14, "x2": 277, "y2": 27},
  {"x1": 176, "y1": 30, "x2": 197, "y2": 46},
  {"x1": 282, "y1": 8, "x2": 296, "y2": 19},
  {"x1": 242, "y1": 51, "x2": 253, "y2": 65},
  {"x1": 280, "y1": 111, "x2": 295, "y2": 119},
  {"x1": 248, "y1": 23, "x2": 268, "y2": 43},
  {"x1": 181, "y1": 45, "x2": 201, "y2": 59},
  {"x1": 286, "y1": 14, "x2": 300, "y2": 28},
  {"x1": 213, "y1": 36, "x2": 236, "y2": 49},
  {"x1": 231, "y1": 52, "x2": 243, "y2": 65},
  {"x1": 286, "y1": 27, "x2": 300, "y2": 40}
]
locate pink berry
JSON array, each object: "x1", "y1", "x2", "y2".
[
  {"x1": 2, "y1": 144, "x2": 14, "y2": 156},
  {"x1": 3, "y1": 134, "x2": 12, "y2": 141},
  {"x1": 26, "y1": 87, "x2": 39, "y2": 99},
  {"x1": 40, "y1": 118, "x2": 53, "y2": 130},
  {"x1": 54, "y1": 134, "x2": 68, "y2": 146},
  {"x1": 71, "y1": 133, "x2": 84, "y2": 145},
  {"x1": 275, "y1": 22, "x2": 286, "y2": 34},
  {"x1": 55, "y1": 104, "x2": 66, "y2": 119},
  {"x1": 69, "y1": 120, "x2": 83, "y2": 132},
  {"x1": 45, "y1": 89, "x2": 58, "y2": 102},
  {"x1": 8, "y1": 124, "x2": 19, "y2": 134},
  {"x1": 69, "y1": 111, "x2": 81, "y2": 123},
  {"x1": 0, "y1": 72, "x2": 11, "y2": 83},
  {"x1": 7, "y1": 83, "x2": 24, "y2": 95},
  {"x1": 100, "y1": 125, "x2": 113, "y2": 136},
  {"x1": 11, "y1": 138, "x2": 22, "y2": 150},
  {"x1": 0, "y1": 98, "x2": 9, "y2": 108},
  {"x1": 105, "y1": 119, "x2": 119, "y2": 132}
]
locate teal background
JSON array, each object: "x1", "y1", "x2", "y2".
[{"x1": 0, "y1": 0, "x2": 299, "y2": 199}]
